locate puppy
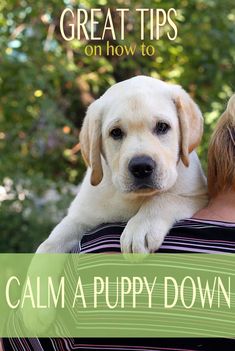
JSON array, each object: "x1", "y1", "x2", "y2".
[{"x1": 36, "y1": 76, "x2": 208, "y2": 254}]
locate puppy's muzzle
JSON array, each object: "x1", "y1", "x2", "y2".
[{"x1": 128, "y1": 156, "x2": 156, "y2": 189}]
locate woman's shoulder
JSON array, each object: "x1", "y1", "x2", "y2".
[
  {"x1": 162, "y1": 218, "x2": 235, "y2": 253},
  {"x1": 77, "y1": 218, "x2": 235, "y2": 254},
  {"x1": 174, "y1": 217, "x2": 235, "y2": 229}
]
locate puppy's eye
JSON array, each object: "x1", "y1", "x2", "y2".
[
  {"x1": 154, "y1": 122, "x2": 170, "y2": 135},
  {"x1": 110, "y1": 128, "x2": 124, "y2": 140}
]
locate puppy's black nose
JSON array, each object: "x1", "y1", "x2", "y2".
[{"x1": 128, "y1": 156, "x2": 155, "y2": 179}]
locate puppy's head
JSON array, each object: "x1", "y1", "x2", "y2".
[{"x1": 80, "y1": 76, "x2": 203, "y2": 196}]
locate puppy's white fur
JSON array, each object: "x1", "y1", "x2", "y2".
[
  {"x1": 37, "y1": 76, "x2": 207, "y2": 254},
  {"x1": 22, "y1": 76, "x2": 208, "y2": 333}
]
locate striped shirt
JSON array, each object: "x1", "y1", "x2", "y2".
[
  {"x1": 79, "y1": 218, "x2": 235, "y2": 254},
  {"x1": 2, "y1": 218, "x2": 235, "y2": 351}
]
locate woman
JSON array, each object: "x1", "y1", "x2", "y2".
[
  {"x1": 2, "y1": 95, "x2": 235, "y2": 350},
  {"x1": 193, "y1": 94, "x2": 235, "y2": 223}
]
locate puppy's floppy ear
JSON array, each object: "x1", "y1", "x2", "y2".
[
  {"x1": 173, "y1": 87, "x2": 203, "y2": 167},
  {"x1": 79, "y1": 100, "x2": 103, "y2": 186}
]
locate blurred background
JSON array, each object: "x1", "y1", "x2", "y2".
[{"x1": 0, "y1": 0, "x2": 234, "y2": 252}]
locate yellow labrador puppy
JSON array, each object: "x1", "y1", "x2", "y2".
[{"x1": 37, "y1": 76, "x2": 207, "y2": 254}]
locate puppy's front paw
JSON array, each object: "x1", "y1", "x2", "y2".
[
  {"x1": 120, "y1": 218, "x2": 168, "y2": 254},
  {"x1": 20, "y1": 262, "x2": 57, "y2": 334},
  {"x1": 21, "y1": 255, "x2": 64, "y2": 334},
  {"x1": 21, "y1": 300, "x2": 56, "y2": 334}
]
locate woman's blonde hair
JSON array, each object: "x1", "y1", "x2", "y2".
[{"x1": 207, "y1": 94, "x2": 235, "y2": 198}]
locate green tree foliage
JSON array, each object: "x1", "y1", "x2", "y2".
[{"x1": 0, "y1": 0, "x2": 234, "y2": 252}]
